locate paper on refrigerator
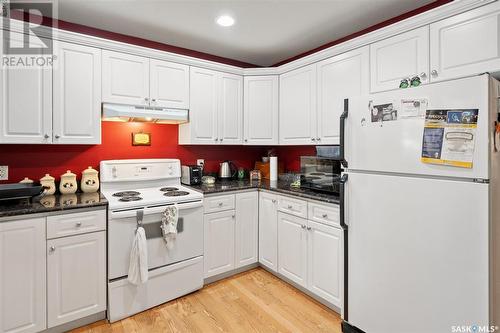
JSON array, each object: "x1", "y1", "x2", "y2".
[{"x1": 421, "y1": 109, "x2": 478, "y2": 168}]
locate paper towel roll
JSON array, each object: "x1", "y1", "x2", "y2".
[{"x1": 270, "y1": 156, "x2": 278, "y2": 181}]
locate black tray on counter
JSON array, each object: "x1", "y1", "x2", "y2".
[{"x1": 0, "y1": 183, "x2": 45, "y2": 201}]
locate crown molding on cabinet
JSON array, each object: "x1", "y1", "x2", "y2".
[{"x1": 1, "y1": 0, "x2": 495, "y2": 76}]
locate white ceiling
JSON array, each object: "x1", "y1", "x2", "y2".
[{"x1": 56, "y1": 0, "x2": 435, "y2": 66}]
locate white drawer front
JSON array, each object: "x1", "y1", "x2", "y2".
[
  {"x1": 278, "y1": 196, "x2": 307, "y2": 218},
  {"x1": 308, "y1": 202, "x2": 340, "y2": 227},
  {"x1": 203, "y1": 194, "x2": 235, "y2": 214},
  {"x1": 47, "y1": 209, "x2": 106, "y2": 239}
]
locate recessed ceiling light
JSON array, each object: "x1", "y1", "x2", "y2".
[{"x1": 216, "y1": 15, "x2": 235, "y2": 27}]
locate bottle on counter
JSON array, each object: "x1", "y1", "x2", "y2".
[{"x1": 59, "y1": 170, "x2": 77, "y2": 194}]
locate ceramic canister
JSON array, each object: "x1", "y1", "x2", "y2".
[
  {"x1": 40, "y1": 174, "x2": 56, "y2": 195},
  {"x1": 19, "y1": 177, "x2": 33, "y2": 184},
  {"x1": 59, "y1": 170, "x2": 77, "y2": 194},
  {"x1": 81, "y1": 166, "x2": 99, "y2": 193}
]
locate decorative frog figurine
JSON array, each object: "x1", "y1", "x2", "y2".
[
  {"x1": 59, "y1": 170, "x2": 77, "y2": 194},
  {"x1": 81, "y1": 166, "x2": 99, "y2": 193}
]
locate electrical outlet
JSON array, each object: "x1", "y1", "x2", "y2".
[
  {"x1": 0, "y1": 166, "x2": 8, "y2": 180},
  {"x1": 197, "y1": 159, "x2": 205, "y2": 168}
]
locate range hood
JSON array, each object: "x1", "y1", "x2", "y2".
[{"x1": 102, "y1": 103, "x2": 188, "y2": 124}]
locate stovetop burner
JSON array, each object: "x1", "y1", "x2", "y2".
[
  {"x1": 113, "y1": 191, "x2": 141, "y2": 197},
  {"x1": 159, "y1": 187, "x2": 179, "y2": 192},
  {"x1": 119, "y1": 196, "x2": 143, "y2": 202},
  {"x1": 163, "y1": 191, "x2": 189, "y2": 197}
]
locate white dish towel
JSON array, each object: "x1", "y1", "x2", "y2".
[
  {"x1": 127, "y1": 226, "x2": 148, "y2": 285},
  {"x1": 161, "y1": 205, "x2": 178, "y2": 249}
]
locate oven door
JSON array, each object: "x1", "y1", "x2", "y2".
[{"x1": 108, "y1": 201, "x2": 203, "y2": 280}]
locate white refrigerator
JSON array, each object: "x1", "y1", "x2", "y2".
[{"x1": 340, "y1": 74, "x2": 500, "y2": 333}]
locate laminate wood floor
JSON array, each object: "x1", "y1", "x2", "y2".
[{"x1": 71, "y1": 267, "x2": 342, "y2": 333}]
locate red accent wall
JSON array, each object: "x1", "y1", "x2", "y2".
[{"x1": 0, "y1": 122, "x2": 314, "y2": 183}]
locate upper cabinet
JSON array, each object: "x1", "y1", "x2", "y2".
[
  {"x1": 317, "y1": 47, "x2": 368, "y2": 144},
  {"x1": 279, "y1": 47, "x2": 368, "y2": 145},
  {"x1": 243, "y1": 76, "x2": 279, "y2": 145},
  {"x1": 370, "y1": 26, "x2": 429, "y2": 93},
  {"x1": 0, "y1": 31, "x2": 52, "y2": 144},
  {"x1": 102, "y1": 50, "x2": 189, "y2": 108},
  {"x1": 179, "y1": 67, "x2": 242, "y2": 145},
  {"x1": 53, "y1": 42, "x2": 102, "y2": 144},
  {"x1": 430, "y1": 1, "x2": 500, "y2": 83},
  {"x1": 279, "y1": 64, "x2": 317, "y2": 145}
]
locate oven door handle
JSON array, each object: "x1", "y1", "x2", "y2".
[{"x1": 110, "y1": 200, "x2": 203, "y2": 219}]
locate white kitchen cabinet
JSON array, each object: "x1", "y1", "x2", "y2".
[
  {"x1": 277, "y1": 212, "x2": 308, "y2": 288},
  {"x1": 102, "y1": 50, "x2": 150, "y2": 106},
  {"x1": 235, "y1": 191, "x2": 258, "y2": 268},
  {"x1": 243, "y1": 76, "x2": 279, "y2": 145},
  {"x1": 430, "y1": 1, "x2": 500, "y2": 82},
  {"x1": 218, "y1": 72, "x2": 243, "y2": 144},
  {"x1": 258, "y1": 191, "x2": 278, "y2": 272},
  {"x1": 0, "y1": 31, "x2": 52, "y2": 144},
  {"x1": 179, "y1": 67, "x2": 243, "y2": 145},
  {"x1": 204, "y1": 210, "x2": 236, "y2": 278},
  {"x1": 0, "y1": 217, "x2": 46, "y2": 333},
  {"x1": 279, "y1": 64, "x2": 317, "y2": 145},
  {"x1": 370, "y1": 26, "x2": 429, "y2": 93},
  {"x1": 149, "y1": 59, "x2": 189, "y2": 109},
  {"x1": 307, "y1": 221, "x2": 342, "y2": 307},
  {"x1": 53, "y1": 42, "x2": 101, "y2": 144},
  {"x1": 317, "y1": 46, "x2": 368, "y2": 144},
  {"x1": 47, "y1": 231, "x2": 106, "y2": 328}
]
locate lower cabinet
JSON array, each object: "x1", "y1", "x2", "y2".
[
  {"x1": 47, "y1": 231, "x2": 106, "y2": 327},
  {"x1": 204, "y1": 192, "x2": 258, "y2": 278},
  {"x1": 0, "y1": 218, "x2": 46, "y2": 333},
  {"x1": 258, "y1": 191, "x2": 278, "y2": 271},
  {"x1": 277, "y1": 212, "x2": 308, "y2": 288}
]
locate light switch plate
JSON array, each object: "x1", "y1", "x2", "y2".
[
  {"x1": 0, "y1": 166, "x2": 8, "y2": 180},
  {"x1": 197, "y1": 159, "x2": 205, "y2": 168}
]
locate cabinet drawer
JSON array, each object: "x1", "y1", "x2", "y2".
[
  {"x1": 204, "y1": 194, "x2": 235, "y2": 213},
  {"x1": 308, "y1": 202, "x2": 340, "y2": 227},
  {"x1": 47, "y1": 209, "x2": 106, "y2": 239},
  {"x1": 278, "y1": 196, "x2": 307, "y2": 218}
]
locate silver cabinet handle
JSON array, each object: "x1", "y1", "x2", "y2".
[
  {"x1": 244, "y1": 139, "x2": 248, "y2": 142},
  {"x1": 54, "y1": 134, "x2": 60, "y2": 139},
  {"x1": 218, "y1": 202, "x2": 223, "y2": 206},
  {"x1": 311, "y1": 138, "x2": 316, "y2": 141},
  {"x1": 215, "y1": 138, "x2": 219, "y2": 142},
  {"x1": 322, "y1": 214, "x2": 328, "y2": 218},
  {"x1": 232, "y1": 215, "x2": 235, "y2": 219},
  {"x1": 76, "y1": 222, "x2": 82, "y2": 227},
  {"x1": 272, "y1": 199, "x2": 277, "y2": 204},
  {"x1": 44, "y1": 134, "x2": 49, "y2": 139},
  {"x1": 301, "y1": 225, "x2": 306, "y2": 229},
  {"x1": 307, "y1": 226, "x2": 311, "y2": 230},
  {"x1": 420, "y1": 72, "x2": 427, "y2": 80},
  {"x1": 287, "y1": 205, "x2": 293, "y2": 209},
  {"x1": 144, "y1": 97, "x2": 149, "y2": 102},
  {"x1": 220, "y1": 138, "x2": 223, "y2": 142},
  {"x1": 317, "y1": 137, "x2": 321, "y2": 141},
  {"x1": 152, "y1": 98, "x2": 156, "y2": 102},
  {"x1": 430, "y1": 70, "x2": 438, "y2": 77},
  {"x1": 49, "y1": 246, "x2": 56, "y2": 253}
]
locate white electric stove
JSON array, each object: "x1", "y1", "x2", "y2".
[{"x1": 100, "y1": 159, "x2": 204, "y2": 322}]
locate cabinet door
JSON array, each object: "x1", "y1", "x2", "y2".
[
  {"x1": 0, "y1": 218, "x2": 46, "y2": 333},
  {"x1": 279, "y1": 64, "x2": 317, "y2": 145},
  {"x1": 307, "y1": 221, "x2": 342, "y2": 308},
  {"x1": 204, "y1": 210, "x2": 235, "y2": 278},
  {"x1": 430, "y1": 1, "x2": 500, "y2": 82},
  {"x1": 317, "y1": 46, "x2": 368, "y2": 144},
  {"x1": 47, "y1": 232, "x2": 106, "y2": 328},
  {"x1": 183, "y1": 67, "x2": 219, "y2": 144},
  {"x1": 277, "y1": 212, "x2": 307, "y2": 288},
  {"x1": 150, "y1": 59, "x2": 189, "y2": 109},
  {"x1": 370, "y1": 26, "x2": 429, "y2": 93},
  {"x1": 53, "y1": 42, "x2": 101, "y2": 144},
  {"x1": 102, "y1": 50, "x2": 149, "y2": 106},
  {"x1": 243, "y1": 76, "x2": 279, "y2": 145},
  {"x1": 258, "y1": 192, "x2": 278, "y2": 272},
  {"x1": 0, "y1": 31, "x2": 52, "y2": 144},
  {"x1": 218, "y1": 72, "x2": 243, "y2": 144},
  {"x1": 235, "y1": 191, "x2": 258, "y2": 268}
]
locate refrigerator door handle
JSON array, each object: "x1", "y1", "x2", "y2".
[
  {"x1": 339, "y1": 173, "x2": 348, "y2": 230},
  {"x1": 340, "y1": 98, "x2": 349, "y2": 168}
]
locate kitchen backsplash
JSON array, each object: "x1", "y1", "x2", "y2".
[{"x1": 0, "y1": 122, "x2": 314, "y2": 184}]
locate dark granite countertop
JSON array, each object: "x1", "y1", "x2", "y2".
[
  {"x1": 0, "y1": 191, "x2": 108, "y2": 219},
  {"x1": 188, "y1": 179, "x2": 339, "y2": 204}
]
